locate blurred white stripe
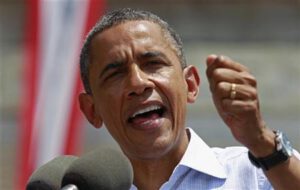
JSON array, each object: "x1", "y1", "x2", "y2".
[{"x1": 30, "y1": 0, "x2": 89, "y2": 167}]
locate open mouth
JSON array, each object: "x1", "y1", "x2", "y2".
[{"x1": 128, "y1": 105, "x2": 166, "y2": 124}]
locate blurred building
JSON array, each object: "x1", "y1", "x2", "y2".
[{"x1": 1, "y1": 0, "x2": 299, "y2": 189}]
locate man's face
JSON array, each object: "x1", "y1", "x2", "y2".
[{"x1": 84, "y1": 20, "x2": 197, "y2": 160}]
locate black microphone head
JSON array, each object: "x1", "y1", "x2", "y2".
[
  {"x1": 61, "y1": 147, "x2": 133, "y2": 190},
  {"x1": 26, "y1": 155, "x2": 78, "y2": 190}
]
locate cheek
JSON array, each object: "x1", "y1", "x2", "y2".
[
  {"x1": 94, "y1": 89, "x2": 123, "y2": 121},
  {"x1": 168, "y1": 71, "x2": 188, "y2": 112},
  {"x1": 96, "y1": 79, "x2": 124, "y2": 100},
  {"x1": 155, "y1": 69, "x2": 188, "y2": 115},
  {"x1": 96, "y1": 97, "x2": 125, "y2": 142},
  {"x1": 158, "y1": 69, "x2": 187, "y2": 97},
  {"x1": 154, "y1": 67, "x2": 185, "y2": 85}
]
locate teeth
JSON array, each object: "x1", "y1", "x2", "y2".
[{"x1": 131, "y1": 105, "x2": 161, "y2": 118}]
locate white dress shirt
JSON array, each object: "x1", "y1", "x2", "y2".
[{"x1": 130, "y1": 128, "x2": 299, "y2": 190}]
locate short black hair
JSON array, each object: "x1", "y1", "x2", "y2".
[{"x1": 80, "y1": 8, "x2": 186, "y2": 94}]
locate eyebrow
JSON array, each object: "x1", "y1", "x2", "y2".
[
  {"x1": 99, "y1": 60, "x2": 123, "y2": 79},
  {"x1": 99, "y1": 51, "x2": 168, "y2": 78},
  {"x1": 138, "y1": 51, "x2": 167, "y2": 60}
]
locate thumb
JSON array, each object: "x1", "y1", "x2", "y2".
[{"x1": 206, "y1": 54, "x2": 218, "y2": 67}]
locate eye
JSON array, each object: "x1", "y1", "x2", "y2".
[
  {"x1": 107, "y1": 71, "x2": 119, "y2": 79},
  {"x1": 148, "y1": 59, "x2": 160, "y2": 64},
  {"x1": 103, "y1": 70, "x2": 125, "y2": 83},
  {"x1": 146, "y1": 59, "x2": 164, "y2": 67}
]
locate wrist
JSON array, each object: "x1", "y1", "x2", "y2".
[
  {"x1": 247, "y1": 127, "x2": 276, "y2": 157},
  {"x1": 248, "y1": 130, "x2": 293, "y2": 171}
]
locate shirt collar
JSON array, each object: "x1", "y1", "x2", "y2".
[{"x1": 179, "y1": 128, "x2": 227, "y2": 179}]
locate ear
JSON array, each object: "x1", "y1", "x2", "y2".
[
  {"x1": 183, "y1": 65, "x2": 200, "y2": 103},
  {"x1": 79, "y1": 93, "x2": 103, "y2": 128}
]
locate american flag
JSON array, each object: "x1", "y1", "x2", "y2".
[{"x1": 17, "y1": 0, "x2": 105, "y2": 189}]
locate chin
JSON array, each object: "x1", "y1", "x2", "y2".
[{"x1": 133, "y1": 137, "x2": 176, "y2": 160}]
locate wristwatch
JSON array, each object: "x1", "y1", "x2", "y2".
[{"x1": 248, "y1": 130, "x2": 293, "y2": 171}]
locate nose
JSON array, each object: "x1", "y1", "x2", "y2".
[{"x1": 124, "y1": 64, "x2": 154, "y2": 97}]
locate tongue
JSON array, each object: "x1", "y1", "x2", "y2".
[{"x1": 131, "y1": 112, "x2": 160, "y2": 125}]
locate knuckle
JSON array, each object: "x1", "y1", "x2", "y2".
[
  {"x1": 246, "y1": 87, "x2": 258, "y2": 100},
  {"x1": 216, "y1": 81, "x2": 226, "y2": 90},
  {"x1": 242, "y1": 72, "x2": 257, "y2": 87},
  {"x1": 250, "y1": 89, "x2": 258, "y2": 99},
  {"x1": 249, "y1": 77, "x2": 257, "y2": 87},
  {"x1": 243, "y1": 101, "x2": 257, "y2": 113},
  {"x1": 212, "y1": 68, "x2": 222, "y2": 79},
  {"x1": 215, "y1": 82, "x2": 227, "y2": 95}
]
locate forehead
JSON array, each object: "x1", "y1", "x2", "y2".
[
  {"x1": 90, "y1": 20, "x2": 172, "y2": 55},
  {"x1": 100, "y1": 20, "x2": 165, "y2": 40}
]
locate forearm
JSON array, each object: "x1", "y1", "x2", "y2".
[
  {"x1": 265, "y1": 155, "x2": 300, "y2": 190},
  {"x1": 248, "y1": 128, "x2": 300, "y2": 190}
]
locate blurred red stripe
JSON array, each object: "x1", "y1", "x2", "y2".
[
  {"x1": 17, "y1": 0, "x2": 106, "y2": 189},
  {"x1": 63, "y1": 0, "x2": 106, "y2": 155},
  {"x1": 17, "y1": 0, "x2": 40, "y2": 189}
]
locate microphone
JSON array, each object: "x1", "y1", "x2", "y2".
[
  {"x1": 26, "y1": 155, "x2": 79, "y2": 190},
  {"x1": 61, "y1": 147, "x2": 134, "y2": 190}
]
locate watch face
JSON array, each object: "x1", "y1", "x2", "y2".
[{"x1": 281, "y1": 132, "x2": 293, "y2": 156}]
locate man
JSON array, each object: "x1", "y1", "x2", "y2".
[{"x1": 78, "y1": 8, "x2": 300, "y2": 190}]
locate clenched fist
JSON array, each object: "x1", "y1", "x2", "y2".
[{"x1": 206, "y1": 54, "x2": 275, "y2": 157}]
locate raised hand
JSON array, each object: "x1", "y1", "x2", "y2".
[{"x1": 206, "y1": 54, "x2": 275, "y2": 156}]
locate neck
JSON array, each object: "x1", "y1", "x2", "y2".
[{"x1": 130, "y1": 129, "x2": 190, "y2": 190}]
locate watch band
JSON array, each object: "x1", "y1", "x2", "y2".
[
  {"x1": 248, "y1": 150, "x2": 289, "y2": 171},
  {"x1": 248, "y1": 130, "x2": 292, "y2": 171}
]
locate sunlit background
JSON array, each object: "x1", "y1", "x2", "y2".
[{"x1": 1, "y1": 0, "x2": 300, "y2": 189}]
